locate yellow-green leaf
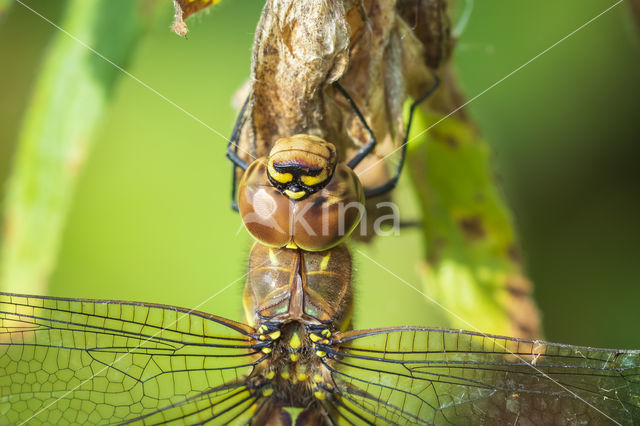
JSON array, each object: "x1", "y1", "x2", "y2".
[{"x1": 407, "y1": 109, "x2": 540, "y2": 339}]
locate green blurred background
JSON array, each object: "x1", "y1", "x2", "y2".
[{"x1": 0, "y1": 0, "x2": 638, "y2": 348}]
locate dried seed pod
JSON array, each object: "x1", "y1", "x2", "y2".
[
  {"x1": 241, "y1": 0, "x2": 351, "y2": 160},
  {"x1": 396, "y1": 0, "x2": 453, "y2": 69}
]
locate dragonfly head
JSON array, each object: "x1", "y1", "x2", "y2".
[{"x1": 266, "y1": 135, "x2": 338, "y2": 201}]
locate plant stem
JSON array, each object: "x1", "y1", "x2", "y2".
[{"x1": 0, "y1": 0, "x2": 144, "y2": 294}]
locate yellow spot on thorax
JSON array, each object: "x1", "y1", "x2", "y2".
[
  {"x1": 320, "y1": 252, "x2": 331, "y2": 271},
  {"x1": 268, "y1": 330, "x2": 281, "y2": 340},
  {"x1": 268, "y1": 249, "x2": 278, "y2": 265},
  {"x1": 289, "y1": 332, "x2": 301, "y2": 349}
]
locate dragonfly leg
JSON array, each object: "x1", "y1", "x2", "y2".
[
  {"x1": 363, "y1": 75, "x2": 440, "y2": 199},
  {"x1": 227, "y1": 95, "x2": 251, "y2": 210},
  {"x1": 332, "y1": 82, "x2": 378, "y2": 170}
]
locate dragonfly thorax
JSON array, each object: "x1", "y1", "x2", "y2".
[
  {"x1": 243, "y1": 243, "x2": 353, "y2": 331},
  {"x1": 249, "y1": 322, "x2": 336, "y2": 422}
]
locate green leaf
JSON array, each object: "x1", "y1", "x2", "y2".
[
  {"x1": 0, "y1": 0, "x2": 11, "y2": 19},
  {"x1": 0, "y1": 0, "x2": 144, "y2": 294},
  {"x1": 407, "y1": 109, "x2": 540, "y2": 338}
]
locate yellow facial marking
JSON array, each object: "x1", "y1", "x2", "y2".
[
  {"x1": 267, "y1": 162, "x2": 293, "y2": 184},
  {"x1": 290, "y1": 353, "x2": 299, "y2": 362},
  {"x1": 263, "y1": 388, "x2": 273, "y2": 396},
  {"x1": 285, "y1": 241, "x2": 299, "y2": 249},
  {"x1": 289, "y1": 332, "x2": 301, "y2": 349},
  {"x1": 284, "y1": 189, "x2": 306, "y2": 200},
  {"x1": 314, "y1": 391, "x2": 325, "y2": 400},
  {"x1": 321, "y1": 329, "x2": 331, "y2": 338},
  {"x1": 261, "y1": 347, "x2": 272, "y2": 354},
  {"x1": 297, "y1": 373, "x2": 308, "y2": 382},
  {"x1": 309, "y1": 333, "x2": 321, "y2": 343},
  {"x1": 320, "y1": 253, "x2": 331, "y2": 271},
  {"x1": 300, "y1": 168, "x2": 328, "y2": 186},
  {"x1": 315, "y1": 350, "x2": 326, "y2": 358},
  {"x1": 266, "y1": 371, "x2": 275, "y2": 380},
  {"x1": 268, "y1": 249, "x2": 278, "y2": 265},
  {"x1": 268, "y1": 330, "x2": 281, "y2": 340}
]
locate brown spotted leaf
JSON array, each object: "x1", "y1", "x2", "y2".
[{"x1": 407, "y1": 111, "x2": 541, "y2": 339}]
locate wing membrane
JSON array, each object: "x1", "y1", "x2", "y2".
[
  {"x1": 122, "y1": 383, "x2": 258, "y2": 425},
  {"x1": 322, "y1": 327, "x2": 640, "y2": 425},
  {"x1": 0, "y1": 292, "x2": 263, "y2": 424}
]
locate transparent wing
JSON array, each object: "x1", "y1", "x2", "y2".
[
  {"x1": 122, "y1": 384, "x2": 258, "y2": 425},
  {"x1": 0, "y1": 292, "x2": 264, "y2": 425},
  {"x1": 320, "y1": 327, "x2": 640, "y2": 425}
]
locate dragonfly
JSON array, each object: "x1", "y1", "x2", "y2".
[
  {"x1": 1, "y1": 267, "x2": 639, "y2": 424},
  {"x1": 1, "y1": 2, "x2": 639, "y2": 424},
  {"x1": 2, "y1": 84, "x2": 640, "y2": 425}
]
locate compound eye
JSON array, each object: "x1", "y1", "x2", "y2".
[
  {"x1": 238, "y1": 159, "x2": 292, "y2": 248},
  {"x1": 292, "y1": 164, "x2": 365, "y2": 251}
]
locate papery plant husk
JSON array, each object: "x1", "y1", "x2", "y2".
[
  {"x1": 172, "y1": 1, "x2": 447, "y2": 163},
  {"x1": 236, "y1": 0, "x2": 449, "y2": 241}
]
